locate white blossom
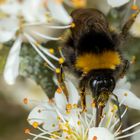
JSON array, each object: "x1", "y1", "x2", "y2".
[
  {"x1": 107, "y1": 0, "x2": 129, "y2": 7},
  {"x1": 27, "y1": 77, "x2": 140, "y2": 140},
  {"x1": 130, "y1": 13, "x2": 140, "y2": 37},
  {"x1": 1, "y1": 0, "x2": 72, "y2": 85}
]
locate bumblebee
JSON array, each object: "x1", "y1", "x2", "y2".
[{"x1": 58, "y1": 8, "x2": 139, "y2": 126}]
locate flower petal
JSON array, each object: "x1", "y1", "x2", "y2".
[
  {"x1": 107, "y1": 0, "x2": 129, "y2": 7},
  {"x1": 114, "y1": 89, "x2": 140, "y2": 110},
  {"x1": 0, "y1": 30, "x2": 15, "y2": 43},
  {"x1": 28, "y1": 105, "x2": 48, "y2": 125},
  {"x1": 3, "y1": 37, "x2": 22, "y2": 85},
  {"x1": 88, "y1": 127, "x2": 114, "y2": 140},
  {"x1": 0, "y1": 1, "x2": 21, "y2": 15},
  {"x1": 28, "y1": 105, "x2": 59, "y2": 131},
  {"x1": 65, "y1": 79, "x2": 80, "y2": 104},
  {"x1": 54, "y1": 89, "x2": 67, "y2": 112},
  {"x1": 64, "y1": 109, "x2": 80, "y2": 129},
  {"x1": 22, "y1": 0, "x2": 47, "y2": 22},
  {"x1": 0, "y1": 18, "x2": 18, "y2": 43},
  {"x1": 42, "y1": 111, "x2": 59, "y2": 131},
  {"x1": 115, "y1": 77, "x2": 131, "y2": 90},
  {"x1": 130, "y1": 13, "x2": 140, "y2": 37},
  {"x1": 46, "y1": 0, "x2": 72, "y2": 24},
  {"x1": 86, "y1": 95, "x2": 94, "y2": 113}
]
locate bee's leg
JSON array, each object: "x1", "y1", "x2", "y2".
[
  {"x1": 79, "y1": 80, "x2": 86, "y2": 112},
  {"x1": 120, "y1": 59, "x2": 130, "y2": 78},
  {"x1": 121, "y1": 10, "x2": 140, "y2": 39},
  {"x1": 112, "y1": 94, "x2": 122, "y2": 130},
  {"x1": 56, "y1": 66, "x2": 69, "y2": 100},
  {"x1": 80, "y1": 89, "x2": 86, "y2": 112}
]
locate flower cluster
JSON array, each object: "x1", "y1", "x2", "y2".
[
  {"x1": 1, "y1": 0, "x2": 73, "y2": 85},
  {"x1": 1, "y1": 0, "x2": 140, "y2": 139},
  {"x1": 25, "y1": 77, "x2": 140, "y2": 140}
]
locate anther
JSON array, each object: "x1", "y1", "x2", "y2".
[
  {"x1": 93, "y1": 136, "x2": 97, "y2": 140},
  {"x1": 73, "y1": 104, "x2": 77, "y2": 108},
  {"x1": 23, "y1": 98, "x2": 28, "y2": 104},
  {"x1": 77, "y1": 121, "x2": 81, "y2": 125},
  {"x1": 55, "y1": 68, "x2": 61, "y2": 73},
  {"x1": 71, "y1": 22, "x2": 75, "y2": 28},
  {"x1": 124, "y1": 93, "x2": 128, "y2": 96},
  {"x1": 49, "y1": 48, "x2": 54, "y2": 54},
  {"x1": 32, "y1": 122, "x2": 39, "y2": 128},
  {"x1": 113, "y1": 104, "x2": 118, "y2": 111},
  {"x1": 91, "y1": 102, "x2": 96, "y2": 108},
  {"x1": 131, "y1": 5, "x2": 138, "y2": 11},
  {"x1": 56, "y1": 87, "x2": 63, "y2": 94},
  {"x1": 59, "y1": 58, "x2": 65, "y2": 64},
  {"x1": 24, "y1": 128, "x2": 30, "y2": 134},
  {"x1": 66, "y1": 104, "x2": 72, "y2": 110}
]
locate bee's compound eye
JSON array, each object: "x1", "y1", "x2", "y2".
[{"x1": 90, "y1": 76, "x2": 115, "y2": 96}]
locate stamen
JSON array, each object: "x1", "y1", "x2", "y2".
[
  {"x1": 25, "y1": 128, "x2": 30, "y2": 134},
  {"x1": 93, "y1": 136, "x2": 98, "y2": 140},
  {"x1": 131, "y1": 0, "x2": 138, "y2": 10},
  {"x1": 119, "y1": 93, "x2": 128, "y2": 106},
  {"x1": 114, "y1": 123, "x2": 122, "y2": 136},
  {"x1": 58, "y1": 47, "x2": 65, "y2": 59},
  {"x1": 32, "y1": 122, "x2": 39, "y2": 128},
  {"x1": 116, "y1": 122, "x2": 140, "y2": 136},
  {"x1": 37, "y1": 127, "x2": 61, "y2": 139},
  {"x1": 32, "y1": 31, "x2": 61, "y2": 41},
  {"x1": 59, "y1": 58, "x2": 65, "y2": 64},
  {"x1": 29, "y1": 131, "x2": 52, "y2": 140},
  {"x1": 107, "y1": 104, "x2": 118, "y2": 128},
  {"x1": 84, "y1": 112, "x2": 89, "y2": 127},
  {"x1": 110, "y1": 107, "x2": 128, "y2": 131},
  {"x1": 55, "y1": 68, "x2": 61, "y2": 73},
  {"x1": 49, "y1": 48, "x2": 54, "y2": 54},
  {"x1": 116, "y1": 129, "x2": 140, "y2": 140},
  {"x1": 56, "y1": 87, "x2": 63, "y2": 94},
  {"x1": 99, "y1": 114, "x2": 106, "y2": 127},
  {"x1": 54, "y1": 107, "x2": 66, "y2": 123},
  {"x1": 38, "y1": 46, "x2": 59, "y2": 61},
  {"x1": 24, "y1": 33, "x2": 56, "y2": 71},
  {"x1": 66, "y1": 104, "x2": 72, "y2": 113},
  {"x1": 23, "y1": 98, "x2": 28, "y2": 104},
  {"x1": 23, "y1": 98, "x2": 40, "y2": 105},
  {"x1": 85, "y1": 109, "x2": 95, "y2": 136},
  {"x1": 24, "y1": 23, "x2": 72, "y2": 29},
  {"x1": 71, "y1": 22, "x2": 75, "y2": 28},
  {"x1": 46, "y1": 24, "x2": 73, "y2": 29}
]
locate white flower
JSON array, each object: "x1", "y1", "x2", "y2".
[
  {"x1": 0, "y1": 17, "x2": 19, "y2": 43},
  {"x1": 130, "y1": 13, "x2": 140, "y2": 37},
  {"x1": 46, "y1": 0, "x2": 72, "y2": 24},
  {"x1": 1, "y1": 0, "x2": 72, "y2": 85},
  {"x1": 114, "y1": 77, "x2": 140, "y2": 110},
  {"x1": 3, "y1": 36, "x2": 22, "y2": 85},
  {"x1": 26, "y1": 77, "x2": 140, "y2": 140},
  {"x1": 107, "y1": 0, "x2": 129, "y2": 7},
  {"x1": 88, "y1": 127, "x2": 114, "y2": 140}
]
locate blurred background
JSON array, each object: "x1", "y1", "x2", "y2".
[{"x1": 0, "y1": 0, "x2": 140, "y2": 139}]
